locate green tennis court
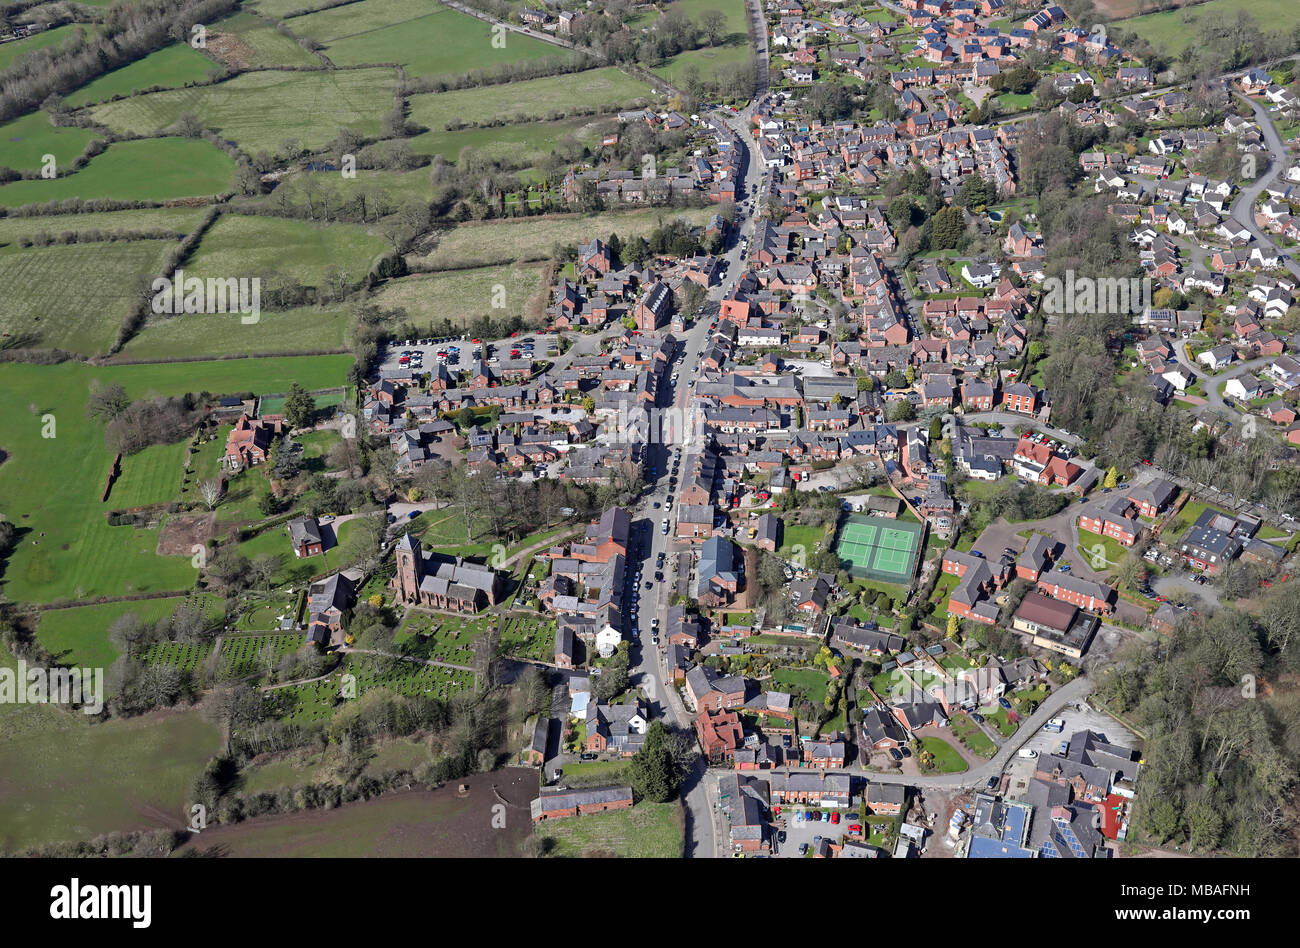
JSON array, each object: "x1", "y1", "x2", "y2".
[{"x1": 834, "y1": 514, "x2": 923, "y2": 583}]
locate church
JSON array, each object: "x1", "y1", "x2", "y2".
[{"x1": 392, "y1": 533, "x2": 505, "y2": 613}]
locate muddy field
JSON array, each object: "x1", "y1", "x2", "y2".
[
  {"x1": 156, "y1": 512, "x2": 215, "y2": 557},
  {"x1": 175, "y1": 769, "x2": 539, "y2": 857}
]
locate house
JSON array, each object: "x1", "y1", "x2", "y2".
[
  {"x1": 685, "y1": 664, "x2": 748, "y2": 712},
  {"x1": 304, "y1": 572, "x2": 355, "y2": 647},
  {"x1": 1035, "y1": 573, "x2": 1114, "y2": 615},
  {"x1": 587, "y1": 699, "x2": 648, "y2": 755},
  {"x1": 224, "y1": 413, "x2": 282, "y2": 469},
  {"x1": 720, "y1": 773, "x2": 771, "y2": 852},
  {"x1": 1126, "y1": 478, "x2": 1177, "y2": 517},
  {"x1": 864, "y1": 781, "x2": 907, "y2": 816},
  {"x1": 1015, "y1": 533, "x2": 1054, "y2": 582},
  {"x1": 1012, "y1": 594, "x2": 1099, "y2": 658},
  {"x1": 802, "y1": 740, "x2": 846, "y2": 769},
  {"x1": 697, "y1": 707, "x2": 745, "y2": 763},
  {"x1": 523, "y1": 716, "x2": 549, "y2": 766},
  {"x1": 530, "y1": 785, "x2": 634, "y2": 821},
  {"x1": 288, "y1": 516, "x2": 324, "y2": 558},
  {"x1": 860, "y1": 705, "x2": 908, "y2": 751}
]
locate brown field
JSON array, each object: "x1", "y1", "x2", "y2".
[
  {"x1": 175, "y1": 769, "x2": 539, "y2": 857},
  {"x1": 1095, "y1": 0, "x2": 1197, "y2": 19},
  {"x1": 157, "y1": 513, "x2": 216, "y2": 556}
]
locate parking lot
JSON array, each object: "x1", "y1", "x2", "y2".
[
  {"x1": 375, "y1": 333, "x2": 558, "y2": 376},
  {"x1": 770, "y1": 805, "x2": 855, "y2": 857},
  {"x1": 1016, "y1": 701, "x2": 1140, "y2": 760}
]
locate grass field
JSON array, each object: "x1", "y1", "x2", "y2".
[
  {"x1": 289, "y1": 1, "x2": 571, "y2": 77},
  {"x1": 416, "y1": 207, "x2": 717, "y2": 269},
  {"x1": 1115, "y1": 0, "x2": 1300, "y2": 54},
  {"x1": 90, "y1": 68, "x2": 397, "y2": 154},
  {"x1": 918, "y1": 736, "x2": 968, "y2": 774},
  {"x1": 0, "y1": 356, "x2": 351, "y2": 604},
  {"x1": 174, "y1": 774, "x2": 536, "y2": 856},
  {"x1": 0, "y1": 239, "x2": 173, "y2": 354},
  {"x1": 650, "y1": 0, "x2": 752, "y2": 85},
  {"x1": 0, "y1": 111, "x2": 98, "y2": 174},
  {"x1": 36, "y1": 597, "x2": 190, "y2": 669},
  {"x1": 409, "y1": 115, "x2": 607, "y2": 167},
  {"x1": 0, "y1": 24, "x2": 88, "y2": 72},
  {"x1": 408, "y1": 67, "x2": 653, "y2": 132},
  {"x1": 0, "y1": 206, "x2": 208, "y2": 251},
  {"x1": 540, "y1": 800, "x2": 683, "y2": 858},
  {"x1": 123, "y1": 303, "x2": 353, "y2": 359},
  {"x1": 370, "y1": 263, "x2": 547, "y2": 326},
  {"x1": 0, "y1": 709, "x2": 222, "y2": 852},
  {"x1": 0, "y1": 137, "x2": 235, "y2": 207},
  {"x1": 65, "y1": 43, "x2": 217, "y2": 107},
  {"x1": 208, "y1": 11, "x2": 322, "y2": 68},
  {"x1": 184, "y1": 213, "x2": 389, "y2": 288},
  {"x1": 108, "y1": 439, "x2": 190, "y2": 508}
]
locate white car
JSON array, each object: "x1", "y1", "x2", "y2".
[{"x1": 1017, "y1": 748, "x2": 1038, "y2": 760}]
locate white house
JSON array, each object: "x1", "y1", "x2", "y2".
[
  {"x1": 595, "y1": 624, "x2": 622, "y2": 658},
  {"x1": 1225, "y1": 375, "x2": 1263, "y2": 401}
]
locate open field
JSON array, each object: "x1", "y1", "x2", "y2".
[
  {"x1": 409, "y1": 115, "x2": 608, "y2": 166},
  {"x1": 289, "y1": 1, "x2": 571, "y2": 77},
  {"x1": 370, "y1": 263, "x2": 548, "y2": 326},
  {"x1": 36, "y1": 596, "x2": 190, "y2": 669},
  {"x1": 540, "y1": 800, "x2": 684, "y2": 858},
  {"x1": 184, "y1": 213, "x2": 389, "y2": 288},
  {"x1": 0, "y1": 111, "x2": 98, "y2": 175},
  {"x1": 123, "y1": 303, "x2": 353, "y2": 360},
  {"x1": 0, "y1": 137, "x2": 235, "y2": 207},
  {"x1": 649, "y1": 0, "x2": 752, "y2": 84},
  {"x1": 408, "y1": 67, "x2": 654, "y2": 132},
  {"x1": 0, "y1": 709, "x2": 222, "y2": 852},
  {"x1": 0, "y1": 239, "x2": 172, "y2": 354},
  {"x1": 89, "y1": 68, "x2": 396, "y2": 154},
  {"x1": 175, "y1": 772, "x2": 536, "y2": 856},
  {"x1": 0, "y1": 24, "x2": 88, "y2": 72},
  {"x1": 1115, "y1": 0, "x2": 1300, "y2": 54},
  {"x1": 65, "y1": 43, "x2": 218, "y2": 107},
  {"x1": 0, "y1": 207, "x2": 208, "y2": 251},
  {"x1": 207, "y1": 11, "x2": 322, "y2": 68},
  {"x1": 416, "y1": 206, "x2": 718, "y2": 269},
  {"x1": 0, "y1": 356, "x2": 351, "y2": 604}
]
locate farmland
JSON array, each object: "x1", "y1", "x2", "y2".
[
  {"x1": 64, "y1": 43, "x2": 218, "y2": 107},
  {"x1": 0, "y1": 24, "x2": 88, "y2": 73},
  {"x1": 287, "y1": 1, "x2": 571, "y2": 78},
  {"x1": 370, "y1": 263, "x2": 548, "y2": 326},
  {"x1": 0, "y1": 137, "x2": 235, "y2": 207},
  {"x1": 0, "y1": 111, "x2": 98, "y2": 175},
  {"x1": 207, "y1": 11, "x2": 323, "y2": 68},
  {"x1": 0, "y1": 206, "x2": 208, "y2": 250},
  {"x1": 0, "y1": 239, "x2": 174, "y2": 355},
  {"x1": 89, "y1": 68, "x2": 397, "y2": 154},
  {"x1": 540, "y1": 801, "x2": 684, "y2": 858},
  {"x1": 183, "y1": 213, "x2": 390, "y2": 288},
  {"x1": 36, "y1": 596, "x2": 192, "y2": 669},
  {"x1": 0, "y1": 709, "x2": 222, "y2": 852},
  {"x1": 121, "y1": 302, "x2": 354, "y2": 360},
  {"x1": 1115, "y1": 0, "x2": 1300, "y2": 55},
  {"x1": 409, "y1": 115, "x2": 609, "y2": 167}
]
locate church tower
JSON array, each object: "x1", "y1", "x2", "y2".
[{"x1": 395, "y1": 533, "x2": 423, "y2": 603}]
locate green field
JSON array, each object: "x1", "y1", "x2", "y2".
[
  {"x1": 184, "y1": 213, "x2": 389, "y2": 288},
  {"x1": 0, "y1": 111, "x2": 98, "y2": 174},
  {"x1": 1116, "y1": 0, "x2": 1300, "y2": 55},
  {"x1": 123, "y1": 303, "x2": 353, "y2": 359},
  {"x1": 540, "y1": 800, "x2": 683, "y2": 858},
  {"x1": 65, "y1": 43, "x2": 218, "y2": 107},
  {"x1": 370, "y1": 264, "x2": 547, "y2": 326},
  {"x1": 408, "y1": 67, "x2": 653, "y2": 132},
  {"x1": 0, "y1": 356, "x2": 352, "y2": 604},
  {"x1": 409, "y1": 115, "x2": 606, "y2": 167},
  {"x1": 0, "y1": 710, "x2": 222, "y2": 852},
  {"x1": 0, "y1": 24, "x2": 88, "y2": 72},
  {"x1": 90, "y1": 68, "x2": 397, "y2": 154},
  {"x1": 36, "y1": 597, "x2": 191, "y2": 669},
  {"x1": 289, "y1": 1, "x2": 571, "y2": 77},
  {"x1": 0, "y1": 137, "x2": 235, "y2": 207},
  {"x1": 416, "y1": 207, "x2": 718, "y2": 269},
  {"x1": 0, "y1": 239, "x2": 174, "y2": 354},
  {"x1": 210, "y1": 11, "x2": 323, "y2": 67},
  {"x1": 0, "y1": 206, "x2": 208, "y2": 251},
  {"x1": 649, "y1": 0, "x2": 753, "y2": 85}
]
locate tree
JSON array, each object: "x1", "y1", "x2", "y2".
[
  {"x1": 889, "y1": 399, "x2": 916, "y2": 422},
  {"x1": 628, "y1": 721, "x2": 696, "y2": 803},
  {"x1": 1103, "y1": 466, "x2": 1120, "y2": 488},
  {"x1": 700, "y1": 9, "x2": 726, "y2": 46},
  {"x1": 929, "y1": 205, "x2": 966, "y2": 250},
  {"x1": 284, "y1": 383, "x2": 316, "y2": 430},
  {"x1": 86, "y1": 381, "x2": 129, "y2": 422},
  {"x1": 199, "y1": 478, "x2": 223, "y2": 510}
]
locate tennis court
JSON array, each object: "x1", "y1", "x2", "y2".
[{"x1": 834, "y1": 514, "x2": 923, "y2": 583}]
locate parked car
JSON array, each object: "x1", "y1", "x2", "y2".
[
  {"x1": 998, "y1": 697, "x2": 1012, "y2": 710},
  {"x1": 888, "y1": 748, "x2": 903, "y2": 761},
  {"x1": 1017, "y1": 748, "x2": 1038, "y2": 759}
]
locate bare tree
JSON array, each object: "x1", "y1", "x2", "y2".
[{"x1": 200, "y1": 478, "x2": 224, "y2": 510}]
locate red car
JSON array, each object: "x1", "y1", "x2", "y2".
[
  {"x1": 848, "y1": 823, "x2": 862, "y2": 833},
  {"x1": 471, "y1": 338, "x2": 482, "y2": 344},
  {"x1": 831, "y1": 812, "x2": 840, "y2": 824},
  {"x1": 773, "y1": 806, "x2": 781, "y2": 816}
]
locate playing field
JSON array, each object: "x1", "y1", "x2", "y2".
[{"x1": 834, "y1": 514, "x2": 923, "y2": 583}]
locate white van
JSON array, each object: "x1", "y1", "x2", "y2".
[{"x1": 1017, "y1": 748, "x2": 1038, "y2": 759}]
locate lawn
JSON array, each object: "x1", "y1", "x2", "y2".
[
  {"x1": 1076, "y1": 527, "x2": 1126, "y2": 572},
  {"x1": 414, "y1": 207, "x2": 718, "y2": 269},
  {"x1": 90, "y1": 67, "x2": 397, "y2": 154},
  {"x1": 539, "y1": 800, "x2": 683, "y2": 858},
  {"x1": 772, "y1": 666, "x2": 830, "y2": 706},
  {"x1": 778, "y1": 521, "x2": 827, "y2": 558},
  {"x1": 0, "y1": 709, "x2": 222, "y2": 852},
  {"x1": 108, "y1": 439, "x2": 189, "y2": 509},
  {"x1": 948, "y1": 714, "x2": 996, "y2": 758},
  {"x1": 289, "y1": 1, "x2": 573, "y2": 77},
  {"x1": 918, "y1": 736, "x2": 967, "y2": 774},
  {"x1": 65, "y1": 42, "x2": 217, "y2": 107},
  {"x1": 0, "y1": 137, "x2": 235, "y2": 207},
  {"x1": 370, "y1": 264, "x2": 548, "y2": 326},
  {"x1": 183, "y1": 213, "x2": 389, "y2": 289},
  {"x1": 0, "y1": 239, "x2": 175, "y2": 355},
  {"x1": 0, "y1": 356, "x2": 351, "y2": 604},
  {"x1": 0, "y1": 111, "x2": 98, "y2": 175},
  {"x1": 1117, "y1": 0, "x2": 1300, "y2": 56}
]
